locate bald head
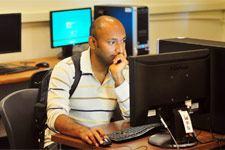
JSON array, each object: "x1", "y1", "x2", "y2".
[
  {"x1": 88, "y1": 15, "x2": 127, "y2": 67},
  {"x1": 90, "y1": 16, "x2": 125, "y2": 39}
]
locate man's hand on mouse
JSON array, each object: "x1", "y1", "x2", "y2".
[
  {"x1": 78, "y1": 126, "x2": 108, "y2": 147},
  {"x1": 109, "y1": 50, "x2": 128, "y2": 87}
]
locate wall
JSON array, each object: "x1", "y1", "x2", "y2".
[
  {"x1": 0, "y1": 0, "x2": 225, "y2": 63},
  {"x1": 150, "y1": 10, "x2": 225, "y2": 53}
]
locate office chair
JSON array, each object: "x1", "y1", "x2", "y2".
[
  {"x1": 29, "y1": 68, "x2": 50, "y2": 88},
  {"x1": 111, "y1": 103, "x2": 123, "y2": 122},
  {"x1": 0, "y1": 89, "x2": 39, "y2": 149}
]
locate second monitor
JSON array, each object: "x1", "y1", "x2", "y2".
[{"x1": 50, "y1": 8, "x2": 92, "y2": 59}]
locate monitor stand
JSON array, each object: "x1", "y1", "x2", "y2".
[
  {"x1": 58, "y1": 45, "x2": 73, "y2": 59},
  {"x1": 148, "y1": 132, "x2": 197, "y2": 149},
  {"x1": 148, "y1": 108, "x2": 198, "y2": 149}
]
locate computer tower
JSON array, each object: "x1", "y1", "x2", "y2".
[
  {"x1": 210, "y1": 48, "x2": 225, "y2": 134},
  {"x1": 157, "y1": 37, "x2": 225, "y2": 134},
  {"x1": 94, "y1": 5, "x2": 149, "y2": 56}
]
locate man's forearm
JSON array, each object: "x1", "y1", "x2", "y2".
[
  {"x1": 113, "y1": 73, "x2": 125, "y2": 87},
  {"x1": 54, "y1": 114, "x2": 106, "y2": 147},
  {"x1": 54, "y1": 114, "x2": 88, "y2": 138}
]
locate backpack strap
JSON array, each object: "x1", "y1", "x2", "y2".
[
  {"x1": 69, "y1": 54, "x2": 82, "y2": 98},
  {"x1": 36, "y1": 54, "x2": 82, "y2": 149}
]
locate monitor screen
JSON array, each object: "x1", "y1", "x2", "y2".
[
  {"x1": 129, "y1": 49, "x2": 210, "y2": 148},
  {"x1": 50, "y1": 8, "x2": 92, "y2": 58},
  {"x1": 0, "y1": 13, "x2": 21, "y2": 54}
]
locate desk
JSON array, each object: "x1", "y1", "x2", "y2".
[
  {"x1": 0, "y1": 56, "x2": 60, "y2": 85},
  {"x1": 52, "y1": 120, "x2": 225, "y2": 150}
]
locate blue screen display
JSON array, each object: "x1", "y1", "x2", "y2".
[{"x1": 51, "y1": 8, "x2": 91, "y2": 47}]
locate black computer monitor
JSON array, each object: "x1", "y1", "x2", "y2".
[
  {"x1": 50, "y1": 8, "x2": 92, "y2": 59},
  {"x1": 157, "y1": 38, "x2": 225, "y2": 134},
  {"x1": 0, "y1": 13, "x2": 21, "y2": 54},
  {"x1": 129, "y1": 49, "x2": 210, "y2": 148}
]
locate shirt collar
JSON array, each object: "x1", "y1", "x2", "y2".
[{"x1": 80, "y1": 47, "x2": 93, "y2": 74}]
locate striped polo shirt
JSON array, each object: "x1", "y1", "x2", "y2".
[{"x1": 44, "y1": 48, "x2": 130, "y2": 146}]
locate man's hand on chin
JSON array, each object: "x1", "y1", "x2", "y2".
[{"x1": 109, "y1": 53, "x2": 128, "y2": 87}]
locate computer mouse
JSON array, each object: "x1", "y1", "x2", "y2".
[
  {"x1": 99, "y1": 137, "x2": 112, "y2": 147},
  {"x1": 36, "y1": 62, "x2": 49, "y2": 68}
]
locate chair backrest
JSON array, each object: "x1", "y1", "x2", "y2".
[
  {"x1": 111, "y1": 103, "x2": 123, "y2": 122},
  {"x1": 29, "y1": 69, "x2": 50, "y2": 88},
  {"x1": 0, "y1": 89, "x2": 39, "y2": 149}
]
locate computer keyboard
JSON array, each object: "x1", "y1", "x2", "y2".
[
  {"x1": 0, "y1": 65, "x2": 39, "y2": 75},
  {"x1": 107, "y1": 123, "x2": 162, "y2": 142}
]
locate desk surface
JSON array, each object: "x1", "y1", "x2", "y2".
[
  {"x1": 52, "y1": 120, "x2": 225, "y2": 150},
  {"x1": 0, "y1": 56, "x2": 60, "y2": 84}
]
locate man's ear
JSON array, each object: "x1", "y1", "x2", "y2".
[{"x1": 89, "y1": 36, "x2": 97, "y2": 50}]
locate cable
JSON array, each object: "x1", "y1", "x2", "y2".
[
  {"x1": 212, "y1": 135, "x2": 225, "y2": 150},
  {"x1": 159, "y1": 114, "x2": 179, "y2": 149},
  {"x1": 209, "y1": 121, "x2": 216, "y2": 140},
  {"x1": 218, "y1": 140, "x2": 222, "y2": 149},
  {"x1": 192, "y1": 124, "x2": 217, "y2": 145},
  {"x1": 196, "y1": 130, "x2": 202, "y2": 136},
  {"x1": 134, "y1": 145, "x2": 148, "y2": 150},
  {"x1": 192, "y1": 131, "x2": 216, "y2": 144},
  {"x1": 192, "y1": 116, "x2": 217, "y2": 145},
  {"x1": 109, "y1": 145, "x2": 133, "y2": 150},
  {"x1": 109, "y1": 145, "x2": 148, "y2": 150},
  {"x1": 216, "y1": 135, "x2": 225, "y2": 142}
]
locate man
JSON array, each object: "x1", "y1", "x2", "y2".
[{"x1": 44, "y1": 15, "x2": 130, "y2": 148}]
